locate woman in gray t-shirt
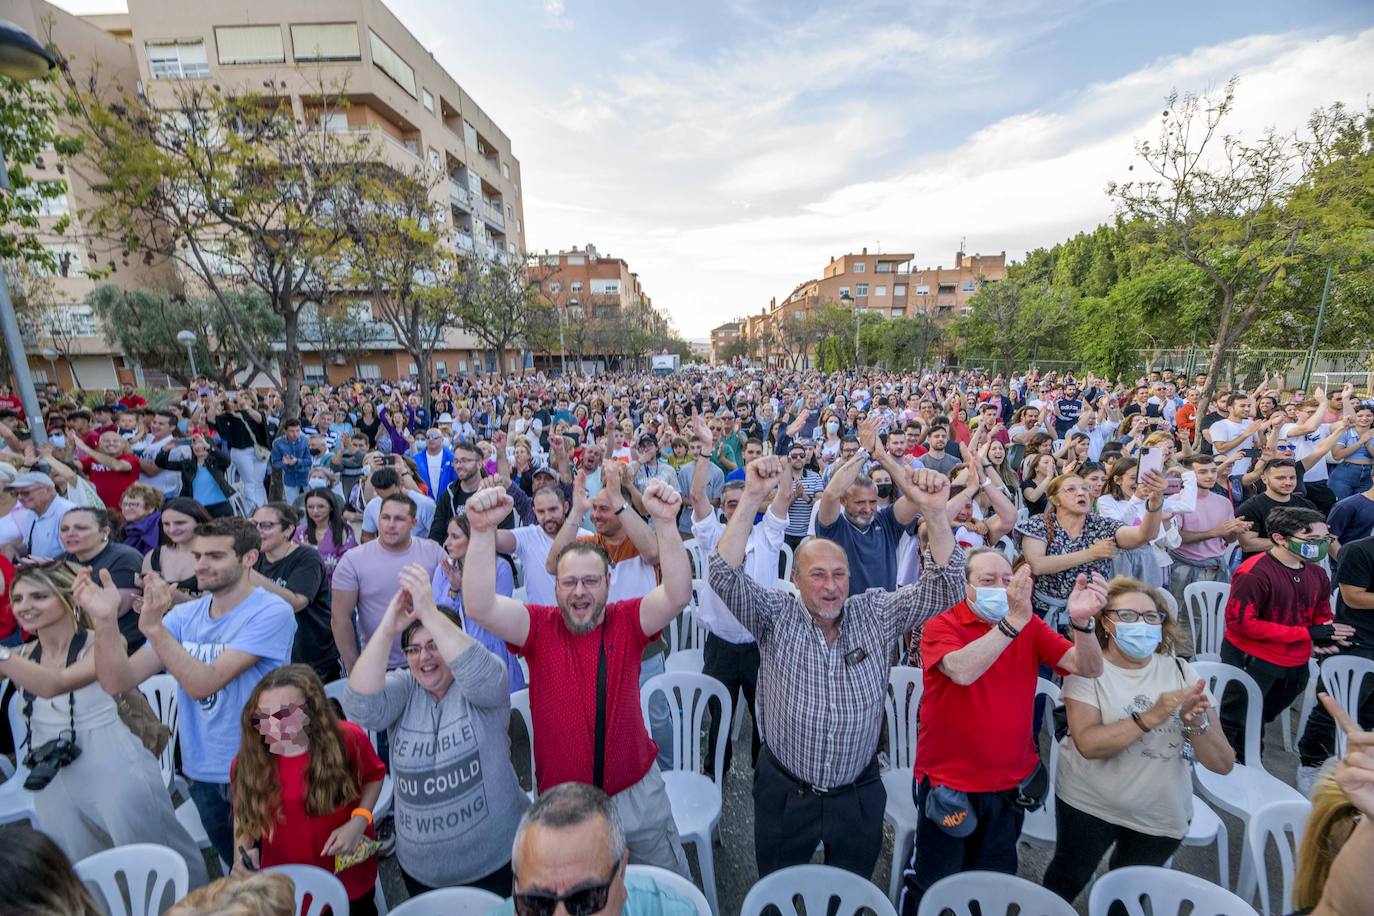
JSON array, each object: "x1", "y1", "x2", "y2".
[{"x1": 343, "y1": 563, "x2": 529, "y2": 896}]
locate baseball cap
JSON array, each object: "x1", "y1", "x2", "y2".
[
  {"x1": 7, "y1": 471, "x2": 55, "y2": 491},
  {"x1": 637, "y1": 433, "x2": 658, "y2": 447},
  {"x1": 533, "y1": 466, "x2": 559, "y2": 480},
  {"x1": 924, "y1": 784, "x2": 976, "y2": 837}
]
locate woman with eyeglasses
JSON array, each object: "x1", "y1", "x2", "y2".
[
  {"x1": 231, "y1": 664, "x2": 385, "y2": 915},
  {"x1": 1042, "y1": 577, "x2": 1234, "y2": 905},
  {"x1": 344, "y1": 563, "x2": 528, "y2": 897},
  {"x1": 248, "y1": 504, "x2": 339, "y2": 681}
]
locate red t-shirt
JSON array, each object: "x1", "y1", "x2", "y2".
[
  {"x1": 0, "y1": 394, "x2": 23, "y2": 417},
  {"x1": 0, "y1": 555, "x2": 17, "y2": 640},
  {"x1": 915, "y1": 601, "x2": 1071, "y2": 792},
  {"x1": 232, "y1": 721, "x2": 386, "y2": 900},
  {"x1": 78, "y1": 455, "x2": 141, "y2": 509},
  {"x1": 515, "y1": 598, "x2": 658, "y2": 797},
  {"x1": 117, "y1": 394, "x2": 147, "y2": 410},
  {"x1": 1224, "y1": 551, "x2": 1331, "y2": 667}
]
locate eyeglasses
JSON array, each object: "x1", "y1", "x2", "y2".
[
  {"x1": 1105, "y1": 609, "x2": 1167, "y2": 624},
  {"x1": 402, "y1": 640, "x2": 439, "y2": 658},
  {"x1": 558, "y1": 576, "x2": 605, "y2": 590},
  {"x1": 514, "y1": 860, "x2": 621, "y2": 916},
  {"x1": 251, "y1": 702, "x2": 303, "y2": 727},
  {"x1": 251, "y1": 520, "x2": 283, "y2": 530}
]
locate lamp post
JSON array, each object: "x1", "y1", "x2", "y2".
[
  {"x1": 176, "y1": 329, "x2": 199, "y2": 380},
  {"x1": 557, "y1": 306, "x2": 567, "y2": 377},
  {"x1": 0, "y1": 20, "x2": 58, "y2": 447},
  {"x1": 839, "y1": 290, "x2": 860, "y2": 369}
]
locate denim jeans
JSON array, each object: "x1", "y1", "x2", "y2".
[
  {"x1": 188, "y1": 779, "x2": 235, "y2": 866},
  {"x1": 1330, "y1": 462, "x2": 1373, "y2": 501},
  {"x1": 640, "y1": 652, "x2": 674, "y2": 769}
]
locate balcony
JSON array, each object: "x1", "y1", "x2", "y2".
[
  {"x1": 451, "y1": 231, "x2": 474, "y2": 252},
  {"x1": 448, "y1": 179, "x2": 471, "y2": 210},
  {"x1": 481, "y1": 199, "x2": 505, "y2": 230}
]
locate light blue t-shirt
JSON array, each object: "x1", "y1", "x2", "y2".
[
  {"x1": 162, "y1": 588, "x2": 296, "y2": 783},
  {"x1": 191, "y1": 465, "x2": 226, "y2": 506},
  {"x1": 492, "y1": 874, "x2": 699, "y2": 916}
]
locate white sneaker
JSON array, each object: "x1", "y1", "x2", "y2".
[{"x1": 1297, "y1": 764, "x2": 1323, "y2": 797}]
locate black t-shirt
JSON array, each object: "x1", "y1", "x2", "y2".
[
  {"x1": 1235, "y1": 492, "x2": 1317, "y2": 557},
  {"x1": 1335, "y1": 536, "x2": 1374, "y2": 650},
  {"x1": 255, "y1": 545, "x2": 337, "y2": 677},
  {"x1": 66, "y1": 541, "x2": 145, "y2": 653},
  {"x1": 214, "y1": 411, "x2": 267, "y2": 451},
  {"x1": 1053, "y1": 397, "x2": 1084, "y2": 436}
]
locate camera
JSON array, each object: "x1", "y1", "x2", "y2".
[{"x1": 23, "y1": 731, "x2": 81, "y2": 790}]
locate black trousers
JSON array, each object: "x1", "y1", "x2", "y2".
[
  {"x1": 702, "y1": 634, "x2": 760, "y2": 777},
  {"x1": 1220, "y1": 641, "x2": 1310, "y2": 765},
  {"x1": 401, "y1": 859, "x2": 513, "y2": 898},
  {"x1": 1304, "y1": 480, "x2": 1337, "y2": 515},
  {"x1": 1299, "y1": 647, "x2": 1374, "y2": 767},
  {"x1": 898, "y1": 777, "x2": 1024, "y2": 916},
  {"x1": 752, "y1": 745, "x2": 885, "y2": 879},
  {"x1": 1041, "y1": 798, "x2": 1182, "y2": 907}
]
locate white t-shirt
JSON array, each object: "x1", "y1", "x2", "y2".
[
  {"x1": 1056, "y1": 655, "x2": 1200, "y2": 839},
  {"x1": 1207, "y1": 418, "x2": 1257, "y2": 477},
  {"x1": 425, "y1": 450, "x2": 445, "y2": 490},
  {"x1": 1282, "y1": 422, "x2": 1331, "y2": 483},
  {"x1": 137, "y1": 435, "x2": 186, "y2": 498},
  {"x1": 509, "y1": 524, "x2": 557, "y2": 606}
]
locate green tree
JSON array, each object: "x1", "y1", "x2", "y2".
[
  {"x1": 1, "y1": 72, "x2": 79, "y2": 269},
  {"x1": 456, "y1": 256, "x2": 541, "y2": 374}
]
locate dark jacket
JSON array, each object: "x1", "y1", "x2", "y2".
[{"x1": 155, "y1": 448, "x2": 234, "y2": 500}]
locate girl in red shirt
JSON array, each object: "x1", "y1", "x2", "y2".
[{"x1": 232, "y1": 665, "x2": 386, "y2": 915}]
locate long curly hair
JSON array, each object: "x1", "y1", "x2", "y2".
[{"x1": 232, "y1": 665, "x2": 360, "y2": 843}]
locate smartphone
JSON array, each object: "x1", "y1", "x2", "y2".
[
  {"x1": 1138, "y1": 446, "x2": 1164, "y2": 480},
  {"x1": 1164, "y1": 478, "x2": 1184, "y2": 496},
  {"x1": 1241, "y1": 448, "x2": 1263, "y2": 459}
]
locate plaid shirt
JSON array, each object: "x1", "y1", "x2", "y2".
[{"x1": 708, "y1": 546, "x2": 966, "y2": 788}]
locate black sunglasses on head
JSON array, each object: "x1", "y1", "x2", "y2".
[{"x1": 514, "y1": 860, "x2": 621, "y2": 916}]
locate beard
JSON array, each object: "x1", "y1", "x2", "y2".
[{"x1": 560, "y1": 601, "x2": 606, "y2": 635}]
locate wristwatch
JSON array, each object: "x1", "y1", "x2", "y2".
[
  {"x1": 614, "y1": 503, "x2": 628, "y2": 515},
  {"x1": 1069, "y1": 618, "x2": 1095, "y2": 634},
  {"x1": 0, "y1": 645, "x2": 11, "y2": 663}
]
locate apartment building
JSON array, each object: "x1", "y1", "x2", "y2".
[
  {"x1": 9, "y1": 0, "x2": 531, "y2": 389},
  {"x1": 709, "y1": 320, "x2": 742, "y2": 365},
  {"x1": 906, "y1": 250, "x2": 1008, "y2": 317},
  {"x1": 770, "y1": 248, "x2": 916, "y2": 324}
]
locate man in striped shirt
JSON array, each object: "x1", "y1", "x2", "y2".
[{"x1": 709, "y1": 456, "x2": 965, "y2": 878}]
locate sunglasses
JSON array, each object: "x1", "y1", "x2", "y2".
[
  {"x1": 514, "y1": 860, "x2": 621, "y2": 916},
  {"x1": 251, "y1": 702, "x2": 303, "y2": 727}
]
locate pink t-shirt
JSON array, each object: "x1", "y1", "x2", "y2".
[
  {"x1": 333, "y1": 536, "x2": 448, "y2": 667},
  {"x1": 1174, "y1": 491, "x2": 1234, "y2": 563}
]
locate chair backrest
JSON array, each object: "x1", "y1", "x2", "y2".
[
  {"x1": 137, "y1": 673, "x2": 180, "y2": 789},
  {"x1": 1183, "y1": 581, "x2": 1229, "y2": 659},
  {"x1": 1191, "y1": 660, "x2": 1263, "y2": 765},
  {"x1": 1245, "y1": 798, "x2": 1310, "y2": 916},
  {"x1": 510, "y1": 686, "x2": 537, "y2": 794},
  {"x1": 1020, "y1": 679, "x2": 1061, "y2": 843},
  {"x1": 265, "y1": 864, "x2": 350, "y2": 916},
  {"x1": 670, "y1": 590, "x2": 708, "y2": 654},
  {"x1": 778, "y1": 540, "x2": 794, "y2": 582},
  {"x1": 883, "y1": 666, "x2": 923, "y2": 771},
  {"x1": 917, "y1": 870, "x2": 1077, "y2": 916},
  {"x1": 626, "y1": 865, "x2": 713, "y2": 916},
  {"x1": 1320, "y1": 655, "x2": 1374, "y2": 756},
  {"x1": 740, "y1": 864, "x2": 897, "y2": 916},
  {"x1": 1087, "y1": 865, "x2": 1259, "y2": 916},
  {"x1": 388, "y1": 886, "x2": 505, "y2": 916},
  {"x1": 683, "y1": 538, "x2": 704, "y2": 578},
  {"x1": 640, "y1": 671, "x2": 731, "y2": 785},
  {"x1": 75, "y1": 843, "x2": 189, "y2": 916}
]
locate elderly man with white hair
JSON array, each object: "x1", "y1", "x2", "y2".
[{"x1": 8, "y1": 471, "x2": 75, "y2": 560}]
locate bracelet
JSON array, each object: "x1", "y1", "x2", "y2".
[
  {"x1": 1130, "y1": 710, "x2": 1151, "y2": 733},
  {"x1": 1145, "y1": 501, "x2": 1163, "y2": 512},
  {"x1": 1069, "y1": 618, "x2": 1095, "y2": 634},
  {"x1": 350, "y1": 807, "x2": 373, "y2": 826},
  {"x1": 997, "y1": 618, "x2": 1020, "y2": 639}
]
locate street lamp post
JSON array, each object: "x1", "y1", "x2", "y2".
[
  {"x1": 839, "y1": 290, "x2": 859, "y2": 369},
  {"x1": 176, "y1": 329, "x2": 199, "y2": 380},
  {"x1": 0, "y1": 20, "x2": 58, "y2": 447}
]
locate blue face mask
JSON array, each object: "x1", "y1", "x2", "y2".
[
  {"x1": 971, "y1": 587, "x2": 1009, "y2": 624},
  {"x1": 1113, "y1": 622, "x2": 1161, "y2": 659}
]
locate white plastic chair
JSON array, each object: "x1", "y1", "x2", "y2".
[
  {"x1": 1019, "y1": 678, "x2": 1060, "y2": 848},
  {"x1": 510, "y1": 687, "x2": 537, "y2": 799},
  {"x1": 388, "y1": 886, "x2": 504, "y2": 916},
  {"x1": 917, "y1": 870, "x2": 1076, "y2": 916},
  {"x1": 266, "y1": 863, "x2": 350, "y2": 916},
  {"x1": 641, "y1": 671, "x2": 731, "y2": 915},
  {"x1": 1191, "y1": 661, "x2": 1305, "y2": 892},
  {"x1": 1172, "y1": 797, "x2": 1230, "y2": 888},
  {"x1": 666, "y1": 585, "x2": 708, "y2": 675},
  {"x1": 1320, "y1": 655, "x2": 1374, "y2": 757},
  {"x1": 0, "y1": 688, "x2": 39, "y2": 826},
  {"x1": 1183, "y1": 581, "x2": 1228, "y2": 660},
  {"x1": 778, "y1": 540, "x2": 794, "y2": 582},
  {"x1": 627, "y1": 864, "x2": 712, "y2": 916},
  {"x1": 1087, "y1": 865, "x2": 1258, "y2": 916},
  {"x1": 683, "y1": 538, "x2": 705, "y2": 579},
  {"x1": 1243, "y1": 798, "x2": 1309, "y2": 915},
  {"x1": 882, "y1": 666, "x2": 923, "y2": 903},
  {"x1": 740, "y1": 863, "x2": 897, "y2": 916},
  {"x1": 75, "y1": 843, "x2": 189, "y2": 916},
  {"x1": 137, "y1": 673, "x2": 180, "y2": 790}
]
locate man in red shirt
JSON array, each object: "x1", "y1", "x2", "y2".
[
  {"x1": 899, "y1": 548, "x2": 1107, "y2": 914},
  {"x1": 1220, "y1": 506, "x2": 1353, "y2": 761},
  {"x1": 116, "y1": 382, "x2": 147, "y2": 411},
  {"x1": 461, "y1": 480, "x2": 693, "y2": 878}
]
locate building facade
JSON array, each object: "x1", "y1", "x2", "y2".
[
  {"x1": 709, "y1": 320, "x2": 742, "y2": 364},
  {"x1": 11, "y1": 0, "x2": 531, "y2": 390}
]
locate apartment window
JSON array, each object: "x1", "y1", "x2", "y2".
[
  {"x1": 548, "y1": 282, "x2": 561, "y2": 293},
  {"x1": 567, "y1": 254, "x2": 585, "y2": 266},
  {"x1": 45, "y1": 306, "x2": 99, "y2": 337},
  {"x1": 422, "y1": 89, "x2": 434, "y2": 113},
  {"x1": 543, "y1": 255, "x2": 560, "y2": 267},
  {"x1": 214, "y1": 25, "x2": 284, "y2": 65},
  {"x1": 28, "y1": 181, "x2": 68, "y2": 216},
  {"x1": 427, "y1": 147, "x2": 441, "y2": 170},
  {"x1": 316, "y1": 112, "x2": 348, "y2": 132},
  {"x1": 367, "y1": 30, "x2": 417, "y2": 97},
  {"x1": 838, "y1": 286, "x2": 850, "y2": 298},
  {"x1": 39, "y1": 244, "x2": 82, "y2": 277},
  {"x1": 963, "y1": 279, "x2": 977, "y2": 292},
  {"x1": 458, "y1": 358, "x2": 468, "y2": 372},
  {"x1": 876, "y1": 261, "x2": 893, "y2": 273},
  {"x1": 501, "y1": 162, "x2": 511, "y2": 180},
  {"x1": 851, "y1": 261, "x2": 865, "y2": 273},
  {"x1": 570, "y1": 281, "x2": 583, "y2": 293},
  {"x1": 590, "y1": 279, "x2": 620, "y2": 296},
  {"x1": 290, "y1": 23, "x2": 360, "y2": 61},
  {"x1": 435, "y1": 360, "x2": 447, "y2": 379},
  {"x1": 346, "y1": 302, "x2": 373, "y2": 323},
  {"x1": 506, "y1": 204, "x2": 513, "y2": 220},
  {"x1": 875, "y1": 285, "x2": 887, "y2": 297},
  {"x1": 146, "y1": 41, "x2": 209, "y2": 79},
  {"x1": 462, "y1": 119, "x2": 478, "y2": 151},
  {"x1": 303, "y1": 363, "x2": 325, "y2": 381},
  {"x1": 894, "y1": 284, "x2": 907, "y2": 297},
  {"x1": 915, "y1": 284, "x2": 930, "y2": 295},
  {"x1": 892, "y1": 308, "x2": 906, "y2": 318},
  {"x1": 856, "y1": 284, "x2": 868, "y2": 297}
]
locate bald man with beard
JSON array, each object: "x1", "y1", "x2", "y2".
[{"x1": 708, "y1": 456, "x2": 967, "y2": 879}]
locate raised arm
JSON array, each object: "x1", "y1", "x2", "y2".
[
  {"x1": 462, "y1": 487, "x2": 532, "y2": 648},
  {"x1": 348, "y1": 587, "x2": 414, "y2": 695},
  {"x1": 689, "y1": 415, "x2": 716, "y2": 522},
  {"x1": 78, "y1": 568, "x2": 164, "y2": 694},
  {"x1": 545, "y1": 470, "x2": 592, "y2": 575},
  {"x1": 1114, "y1": 471, "x2": 1166, "y2": 549},
  {"x1": 137, "y1": 574, "x2": 267, "y2": 701},
  {"x1": 816, "y1": 453, "x2": 866, "y2": 528},
  {"x1": 637, "y1": 480, "x2": 692, "y2": 637}
]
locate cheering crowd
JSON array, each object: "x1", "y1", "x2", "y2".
[{"x1": 2, "y1": 364, "x2": 1374, "y2": 914}]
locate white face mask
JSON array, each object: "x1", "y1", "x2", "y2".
[{"x1": 308, "y1": 477, "x2": 328, "y2": 489}]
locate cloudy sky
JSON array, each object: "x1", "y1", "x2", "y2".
[{"x1": 52, "y1": 0, "x2": 1374, "y2": 337}]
